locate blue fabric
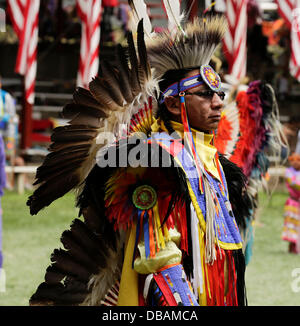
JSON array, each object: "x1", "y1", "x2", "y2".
[
  {"x1": 143, "y1": 211, "x2": 150, "y2": 258},
  {"x1": 159, "y1": 74, "x2": 204, "y2": 104},
  {"x1": 151, "y1": 132, "x2": 242, "y2": 246},
  {"x1": 160, "y1": 264, "x2": 199, "y2": 306}
]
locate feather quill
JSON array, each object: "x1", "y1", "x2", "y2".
[
  {"x1": 128, "y1": 0, "x2": 152, "y2": 37},
  {"x1": 162, "y1": 0, "x2": 184, "y2": 35}
]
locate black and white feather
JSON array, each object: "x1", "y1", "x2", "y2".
[
  {"x1": 147, "y1": 15, "x2": 227, "y2": 79},
  {"x1": 27, "y1": 20, "x2": 158, "y2": 216}
]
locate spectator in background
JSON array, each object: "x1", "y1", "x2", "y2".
[
  {"x1": 282, "y1": 130, "x2": 300, "y2": 254},
  {"x1": 0, "y1": 76, "x2": 21, "y2": 190},
  {"x1": 0, "y1": 75, "x2": 18, "y2": 162}
]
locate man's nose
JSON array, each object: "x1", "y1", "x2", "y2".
[{"x1": 211, "y1": 93, "x2": 224, "y2": 110}]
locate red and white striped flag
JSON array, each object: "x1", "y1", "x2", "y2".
[
  {"x1": 7, "y1": 0, "x2": 40, "y2": 104},
  {"x1": 77, "y1": 0, "x2": 102, "y2": 89},
  {"x1": 223, "y1": 0, "x2": 247, "y2": 82},
  {"x1": 276, "y1": 0, "x2": 300, "y2": 81}
]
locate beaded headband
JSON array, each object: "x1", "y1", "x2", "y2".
[{"x1": 159, "y1": 65, "x2": 221, "y2": 104}]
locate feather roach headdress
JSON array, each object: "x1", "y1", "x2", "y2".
[{"x1": 146, "y1": 15, "x2": 228, "y2": 80}]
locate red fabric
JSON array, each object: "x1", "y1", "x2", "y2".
[
  {"x1": 32, "y1": 132, "x2": 51, "y2": 142},
  {"x1": 225, "y1": 250, "x2": 238, "y2": 306},
  {"x1": 102, "y1": 0, "x2": 118, "y2": 7},
  {"x1": 7, "y1": 0, "x2": 39, "y2": 104},
  {"x1": 153, "y1": 273, "x2": 177, "y2": 306},
  {"x1": 215, "y1": 116, "x2": 233, "y2": 155},
  {"x1": 32, "y1": 119, "x2": 54, "y2": 131},
  {"x1": 138, "y1": 275, "x2": 146, "y2": 306}
]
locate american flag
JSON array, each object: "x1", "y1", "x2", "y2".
[
  {"x1": 77, "y1": 0, "x2": 102, "y2": 89},
  {"x1": 223, "y1": 0, "x2": 248, "y2": 82},
  {"x1": 276, "y1": 0, "x2": 300, "y2": 81},
  {"x1": 7, "y1": 0, "x2": 40, "y2": 104}
]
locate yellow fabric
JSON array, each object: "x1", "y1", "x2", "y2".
[
  {"x1": 117, "y1": 223, "x2": 139, "y2": 306},
  {"x1": 151, "y1": 118, "x2": 219, "y2": 180},
  {"x1": 134, "y1": 230, "x2": 182, "y2": 274},
  {"x1": 153, "y1": 202, "x2": 165, "y2": 249},
  {"x1": 170, "y1": 120, "x2": 220, "y2": 181}
]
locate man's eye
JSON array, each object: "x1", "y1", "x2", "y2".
[
  {"x1": 204, "y1": 91, "x2": 215, "y2": 98},
  {"x1": 201, "y1": 91, "x2": 213, "y2": 97},
  {"x1": 217, "y1": 92, "x2": 225, "y2": 100}
]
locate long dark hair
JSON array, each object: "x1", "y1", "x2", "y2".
[{"x1": 156, "y1": 67, "x2": 198, "y2": 134}]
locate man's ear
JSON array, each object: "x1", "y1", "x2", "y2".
[{"x1": 164, "y1": 96, "x2": 181, "y2": 117}]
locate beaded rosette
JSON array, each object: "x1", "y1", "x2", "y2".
[{"x1": 200, "y1": 65, "x2": 222, "y2": 92}]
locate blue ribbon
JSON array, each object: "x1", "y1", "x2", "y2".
[{"x1": 143, "y1": 210, "x2": 150, "y2": 258}]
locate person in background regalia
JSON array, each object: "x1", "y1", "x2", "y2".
[{"x1": 282, "y1": 130, "x2": 300, "y2": 254}]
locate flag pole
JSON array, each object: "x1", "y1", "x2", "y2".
[{"x1": 20, "y1": 75, "x2": 32, "y2": 150}]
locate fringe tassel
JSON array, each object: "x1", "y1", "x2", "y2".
[
  {"x1": 190, "y1": 202, "x2": 204, "y2": 298},
  {"x1": 144, "y1": 210, "x2": 151, "y2": 258},
  {"x1": 180, "y1": 93, "x2": 204, "y2": 193},
  {"x1": 203, "y1": 177, "x2": 217, "y2": 264},
  {"x1": 148, "y1": 209, "x2": 156, "y2": 258},
  {"x1": 100, "y1": 281, "x2": 120, "y2": 306},
  {"x1": 153, "y1": 202, "x2": 165, "y2": 249},
  {"x1": 233, "y1": 249, "x2": 247, "y2": 306},
  {"x1": 225, "y1": 250, "x2": 238, "y2": 306},
  {"x1": 196, "y1": 245, "x2": 244, "y2": 306},
  {"x1": 181, "y1": 202, "x2": 189, "y2": 254},
  {"x1": 132, "y1": 210, "x2": 144, "y2": 267}
]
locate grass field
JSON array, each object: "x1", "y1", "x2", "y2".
[{"x1": 0, "y1": 188, "x2": 299, "y2": 306}]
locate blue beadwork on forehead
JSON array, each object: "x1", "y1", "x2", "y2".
[
  {"x1": 159, "y1": 74, "x2": 203, "y2": 104},
  {"x1": 159, "y1": 65, "x2": 221, "y2": 104}
]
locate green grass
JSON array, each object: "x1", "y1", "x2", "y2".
[
  {"x1": 0, "y1": 190, "x2": 77, "y2": 306},
  {"x1": 0, "y1": 188, "x2": 299, "y2": 306},
  {"x1": 246, "y1": 191, "x2": 300, "y2": 306}
]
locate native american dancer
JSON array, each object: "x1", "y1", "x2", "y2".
[
  {"x1": 282, "y1": 132, "x2": 300, "y2": 254},
  {"x1": 27, "y1": 5, "x2": 285, "y2": 305}
]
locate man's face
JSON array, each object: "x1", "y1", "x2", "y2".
[{"x1": 183, "y1": 69, "x2": 224, "y2": 132}]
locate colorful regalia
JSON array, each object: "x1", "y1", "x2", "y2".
[
  {"x1": 215, "y1": 79, "x2": 288, "y2": 265},
  {"x1": 282, "y1": 135, "x2": 300, "y2": 254},
  {"x1": 0, "y1": 88, "x2": 17, "y2": 159},
  {"x1": 26, "y1": 5, "x2": 272, "y2": 306}
]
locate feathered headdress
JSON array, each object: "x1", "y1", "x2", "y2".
[
  {"x1": 28, "y1": 5, "x2": 229, "y2": 215},
  {"x1": 146, "y1": 15, "x2": 227, "y2": 79}
]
